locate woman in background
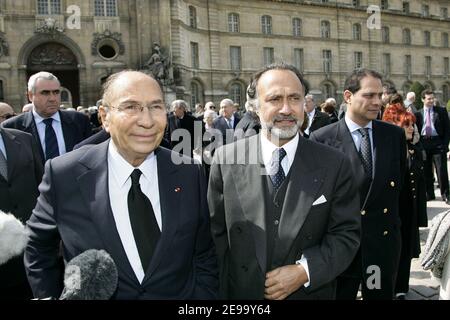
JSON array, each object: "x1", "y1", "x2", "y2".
[{"x1": 383, "y1": 104, "x2": 428, "y2": 299}]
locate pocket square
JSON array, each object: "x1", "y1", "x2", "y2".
[{"x1": 312, "y1": 195, "x2": 327, "y2": 206}]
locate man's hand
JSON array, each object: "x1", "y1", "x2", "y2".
[{"x1": 264, "y1": 264, "x2": 309, "y2": 300}]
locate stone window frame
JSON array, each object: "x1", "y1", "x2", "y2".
[
  {"x1": 292, "y1": 18, "x2": 302, "y2": 37},
  {"x1": 37, "y1": 0, "x2": 61, "y2": 15},
  {"x1": 261, "y1": 15, "x2": 272, "y2": 35},
  {"x1": 228, "y1": 13, "x2": 239, "y2": 33},
  {"x1": 94, "y1": 0, "x2": 118, "y2": 17}
]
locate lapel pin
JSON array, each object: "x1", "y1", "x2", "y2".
[{"x1": 175, "y1": 187, "x2": 181, "y2": 193}]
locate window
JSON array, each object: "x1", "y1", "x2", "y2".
[
  {"x1": 322, "y1": 83, "x2": 334, "y2": 99},
  {"x1": 424, "y1": 31, "x2": 431, "y2": 47},
  {"x1": 292, "y1": 18, "x2": 302, "y2": 37},
  {"x1": 444, "y1": 58, "x2": 449, "y2": 76},
  {"x1": 425, "y1": 56, "x2": 432, "y2": 76},
  {"x1": 94, "y1": 0, "x2": 117, "y2": 16},
  {"x1": 228, "y1": 13, "x2": 239, "y2": 33},
  {"x1": 190, "y1": 82, "x2": 202, "y2": 108},
  {"x1": 230, "y1": 46, "x2": 241, "y2": 71},
  {"x1": 0, "y1": 80, "x2": 3, "y2": 101},
  {"x1": 261, "y1": 15, "x2": 272, "y2": 35},
  {"x1": 263, "y1": 47, "x2": 274, "y2": 65},
  {"x1": 323, "y1": 50, "x2": 332, "y2": 73},
  {"x1": 443, "y1": 33, "x2": 449, "y2": 48},
  {"x1": 230, "y1": 83, "x2": 243, "y2": 107},
  {"x1": 189, "y1": 6, "x2": 197, "y2": 28},
  {"x1": 422, "y1": 5, "x2": 429, "y2": 17},
  {"x1": 405, "y1": 55, "x2": 412, "y2": 77},
  {"x1": 381, "y1": 26, "x2": 390, "y2": 43},
  {"x1": 382, "y1": 53, "x2": 390, "y2": 75},
  {"x1": 402, "y1": 2, "x2": 409, "y2": 14},
  {"x1": 354, "y1": 52, "x2": 363, "y2": 69},
  {"x1": 191, "y1": 42, "x2": 199, "y2": 69},
  {"x1": 321, "y1": 20, "x2": 330, "y2": 38},
  {"x1": 353, "y1": 23, "x2": 361, "y2": 40},
  {"x1": 353, "y1": 0, "x2": 360, "y2": 7},
  {"x1": 321, "y1": 0, "x2": 329, "y2": 3},
  {"x1": 441, "y1": 7, "x2": 448, "y2": 19},
  {"x1": 381, "y1": 0, "x2": 388, "y2": 10},
  {"x1": 37, "y1": 0, "x2": 61, "y2": 15},
  {"x1": 293, "y1": 48, "x2": 304, "y2": 73},
  {"x1": 403, "y1": 28, "x2": 411, "y2": 45}
]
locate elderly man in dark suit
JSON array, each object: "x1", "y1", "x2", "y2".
[
  {"x1": 208, "y1": 62, "x2": 360, "y2": 300},
  {"x1": 414, "y1": 89, "x2": 450, "y2": 203},
  {"x1": 310, "y1": 68, "x2": 407, "y2": 300},
  {"x1": 2, "y1": 71, "x2": 92, "y2": 165},
  {"x1": 0, "y1": 127, "x2": 43, "y2": 299},
  {"x1": 213, "y1": 98, "x2": 241, "y2": 145},
  {"x1": 24, "y1": 71, "x2": 218, "y2": 299},
  {"x1": 303, "y1": 94, "x2": 330, "y2": 137}
]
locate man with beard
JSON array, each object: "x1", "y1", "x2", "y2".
[{"x1": 207, "y1": 62, "x2": 361, "y2": 300}]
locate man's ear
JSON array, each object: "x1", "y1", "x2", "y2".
[
  {"x1": 343, "y1": 90, "x2": 353, "y2": 104},
  {"x1": 99, "y1": 106, "x2": 110, "y2": 132},
  {"x1": 27, "y1": 91, "x2": 33, "y2": 103}
]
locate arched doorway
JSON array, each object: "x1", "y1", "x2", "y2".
[{"x1": 27, "y1": 42, "x2": 79, "y2": 107}]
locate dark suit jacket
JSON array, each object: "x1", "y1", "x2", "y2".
[
  {"x1": 234, "y1": 111, "x2": 260, "y2": 140},
  {"x1": 415, "y1": 106, "x2": 450, "y2": 151},
  {"x1": 24, "y1": 141, "x2": 218, "y2": 299},
  {"x1": 207, "y1": 134, "x2": 361, "y2": 299},
  {"x1": 213, "y1": 115, "x2": 241, "y2": 144},
  {"x1": 310, "y1": 119, "x2": 406, "y2": 298},
  {"x1": 164, "y1": 113, "x2": 198, "y2": 153},
  {"x1": 309, "y1": 110, "x2": 331, "y2": 133},
  {"x1": 1, "y1": 110, "x2": 92, "y2": 164},
  {"x1": 0, "y1": 128, "x2": 43, "y2": 288}
]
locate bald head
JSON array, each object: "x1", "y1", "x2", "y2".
[
  {"x1": 0, "y1": 102, "x2": 15, "y2": 123},
  {"x1": 102, "y1": 70, "x2": 163, "y2": 109}
]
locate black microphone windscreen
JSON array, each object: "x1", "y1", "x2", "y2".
[{"x1": 60, "y1": 249, "x2": 118, "y2": 300}]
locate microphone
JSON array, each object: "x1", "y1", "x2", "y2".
[
  {"x1": 59, "y1": 249, "x2": 118, "y2": 300},
  {"x1": 0, "y1": 210, "x2": 29, "y2": 265}
]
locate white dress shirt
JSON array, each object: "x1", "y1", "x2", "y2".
[
  {"x1": 32, "y1": 108, "x2": 67, "y2": 156},
  {"x1": 108, "y1": 140, "x2": 163, "y2": 283},
  {"x1": 260, "y1": 132, "x2": 311, "y2": 287},
  {"x1": 344, "y1": 116, "x2": 375, "y2": 178}
]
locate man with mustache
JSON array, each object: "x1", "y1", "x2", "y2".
[{"x1": 208, "y1": 62, "x2": 361, "y2": 299}]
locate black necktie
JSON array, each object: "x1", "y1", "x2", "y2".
[
  {"x1": 128, "y1": 169, "x2": 161, "y2": 272},
  {"x1": 43, "y1": 118, "x2": 59, "y2": 160},
  {"x1": 269, "y1": 148, "x2": 287, "y2": 190},
  {"x1": 358, "y1": 128, "x2": 373, "y2": 178}
]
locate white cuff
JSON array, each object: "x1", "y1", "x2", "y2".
[{"x1": 295, "y1": 255, "x2": 310, "y2": 288}]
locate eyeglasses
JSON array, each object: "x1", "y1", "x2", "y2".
[
  {"x1": 110, "y1": 102, "x2": 165, "y2": 116},
  {"x1": 0, "y1": 114, "x2": 15, "y2": 120}
]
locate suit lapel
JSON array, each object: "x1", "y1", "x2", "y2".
[
  {"x1": 59, "y1": 111, "x2": 75, "y2": 152},
  {"x1": 22, "y1": 112, "x2": 45, "y2": 162},
  {"x1": 276, "y1": 137, "x2": 325, "y2": 263},
  {"x1": 230, "y1": 135, "x2": 268, "y2": 274},
  {"x1": 142, "y1": 147, "x2": 180, "y2": 282},
  {"x1": 77, "y1": 140, "x2": 140, "y2": 286},
  {"x1": 1, "y1": 129, "x2": 23, "y2": 181}
]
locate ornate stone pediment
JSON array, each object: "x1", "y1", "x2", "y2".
[
  {"x1": 91, "y1": 30, "x2": 125, "y2": 56},
  {"x1": 0, "y1": 32, "x2": 9, "y2": 57},
  {"x1": 35, "y1": 18, "x2": 65, "y2": 38},
  {"x1": 28, "y1": 43, "x2": 77, "y2": 66}
]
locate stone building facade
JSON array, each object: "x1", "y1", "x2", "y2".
[{"x1": 0, "y1": 0, "x2": 449, "y2": 111}]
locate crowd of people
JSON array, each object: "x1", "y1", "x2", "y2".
[{"x1": 0, "y1": 64, "x2": 450, "y2": 300}]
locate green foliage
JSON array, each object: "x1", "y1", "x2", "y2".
[
  {"x1": 410, "y1": 81, "x2": 425, "y2": 109},
  {"x1": 446, "y1": 100, "x2": 450, "y2": 112}
]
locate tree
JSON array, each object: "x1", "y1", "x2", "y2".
[{"x1": 410, "y1": 81, "x2": 425, "y2": 109}]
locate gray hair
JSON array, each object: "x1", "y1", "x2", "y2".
[
  {"x1": 220, "y1": 98, "x2": 234, "y2": 107},
  {"x1": 305, "y1": 94, "x2": 314, "y2": 101},
  {"x1": 171, "y1": 99, "x2": 189, "y2": 112},
  {"x1": 406, "y1": 92, "x2": 416, "y2": 100},
  {"x1": 28, "y1": 72, "x2": 60, "y2": 94}
]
